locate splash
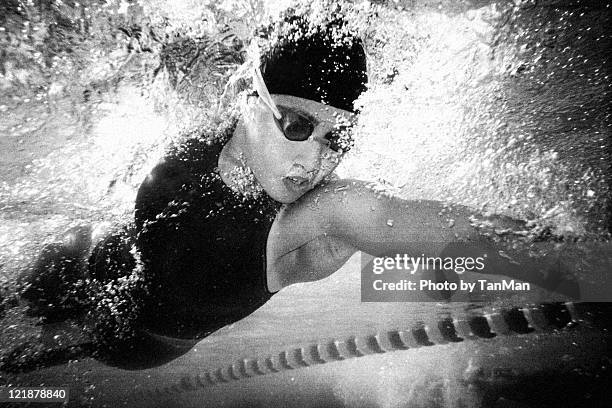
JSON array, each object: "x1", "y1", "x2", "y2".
[
  {"x1": 337, "y1": 1, "x2": 610, "y2": 238},
  {"x1": 0, "y1": 0, "x2": 609, "y2": 389}
]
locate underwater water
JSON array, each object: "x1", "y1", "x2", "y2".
[{"x1": 0, "y1": 0, "x2": 610, "y2": 406}]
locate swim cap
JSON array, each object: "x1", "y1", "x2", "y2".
[{"x1": 259, "y1": 14, "x2": 368, "y2": 112}]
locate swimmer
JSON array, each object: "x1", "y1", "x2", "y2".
[
  {"x1": 20, "y1": 11, "x2": 593, "y2": 365},
  {"x1": 20, "y1": 13, "x2": 368, "y2": 356}
]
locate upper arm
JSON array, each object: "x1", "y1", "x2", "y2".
[
  {"x1": 268, "y1": 179, "x2": 478, "y2": 262},
  {"x1": 293, "y1": 179, "x2": 478, "y2": 257},
  {"x1": 268, "y1": 179, "x2": 565, "y2": 290}
]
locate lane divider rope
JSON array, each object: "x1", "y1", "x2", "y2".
[{"x1": 134, "y1": 301, "x2": 600, "y2": 404}]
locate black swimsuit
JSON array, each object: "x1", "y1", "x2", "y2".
[{"x1": 92, "y1": 136, "x2": 281, "y2": 339}]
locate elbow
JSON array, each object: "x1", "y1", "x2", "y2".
[{"x1": 267, "y1": 253, "x2": 302, "y2": 292}]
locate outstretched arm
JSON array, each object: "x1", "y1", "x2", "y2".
[{"x1": 268, "y1": 179, "x2": 572, "y2": 292}]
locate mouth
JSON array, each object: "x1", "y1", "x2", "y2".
[
  {"x1": 283, "y1": 165, "x2": 316, "y2": 193},
  {"x1": 282, "y1": 175, "x2": 312, "y2": 192}
]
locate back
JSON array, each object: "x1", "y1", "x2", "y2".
[{"x1": 135, "y1": 136, "x2": 280, "y2": 338}]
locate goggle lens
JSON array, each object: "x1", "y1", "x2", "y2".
[
  {"x1": 275, "y1": 108, "x2": 353, "y2": 153},
  {"x1": 278, "y1": 110, "x2": 314, "y2": 141},
  {"x1": 250, "y1": 67, "x2": 354, "y2": 153}
]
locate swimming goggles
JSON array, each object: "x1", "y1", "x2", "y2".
[{"x1": 251, "y1": 67, "x2": 354, "y2": 152}]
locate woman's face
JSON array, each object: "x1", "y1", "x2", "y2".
[{"x1": 237, "y1": 94, "x2": 356, "y2": 203}]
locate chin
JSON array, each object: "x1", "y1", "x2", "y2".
[
  {"x1": 260, "y1": 178, "x2": 308, "y2": 204},
  {"x1": 264, "y1": 186, "x2": 304, "y2": 203},
  {"x1": 273, "y1": 192, "x2": 303, "y2": 204}
]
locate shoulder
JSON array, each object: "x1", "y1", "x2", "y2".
[
  {"x1": 134, "y1": 137, "x2": 223, "y2": 227},
  {"x1": 270, "y1": 179, "x2": 373, "y2": 246}
]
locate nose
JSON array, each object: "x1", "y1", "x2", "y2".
[
  {"x1": 312, "y1": 129, "x2": 345, "y2": 153},
  {"x1": 310, "y1": 124, "x2": 335, "y2": 148},
  {"x1": 290, "y1": 125, "x2": 329, "y2": 166}
]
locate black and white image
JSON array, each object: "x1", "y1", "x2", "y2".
[{"x1": 1, "y1": 0, "x2": 611, "y2": 407}]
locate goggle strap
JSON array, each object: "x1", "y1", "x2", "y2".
[{"x1": 253, "y1": 66, "x2": 282, "y2": 120}]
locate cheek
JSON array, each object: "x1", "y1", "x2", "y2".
[
  {"x1": 249, "y1": 145, "x2": 285, "y2": 181},
  {"x1": 245, "y1": 149, "x2": 287, "y2": 197},
  {"x1": 244, "y1": 132, "x2": 276, "y2": 173},
  {"x1": 320, "y1": 150, "x2": 342, "y2": 172}
]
